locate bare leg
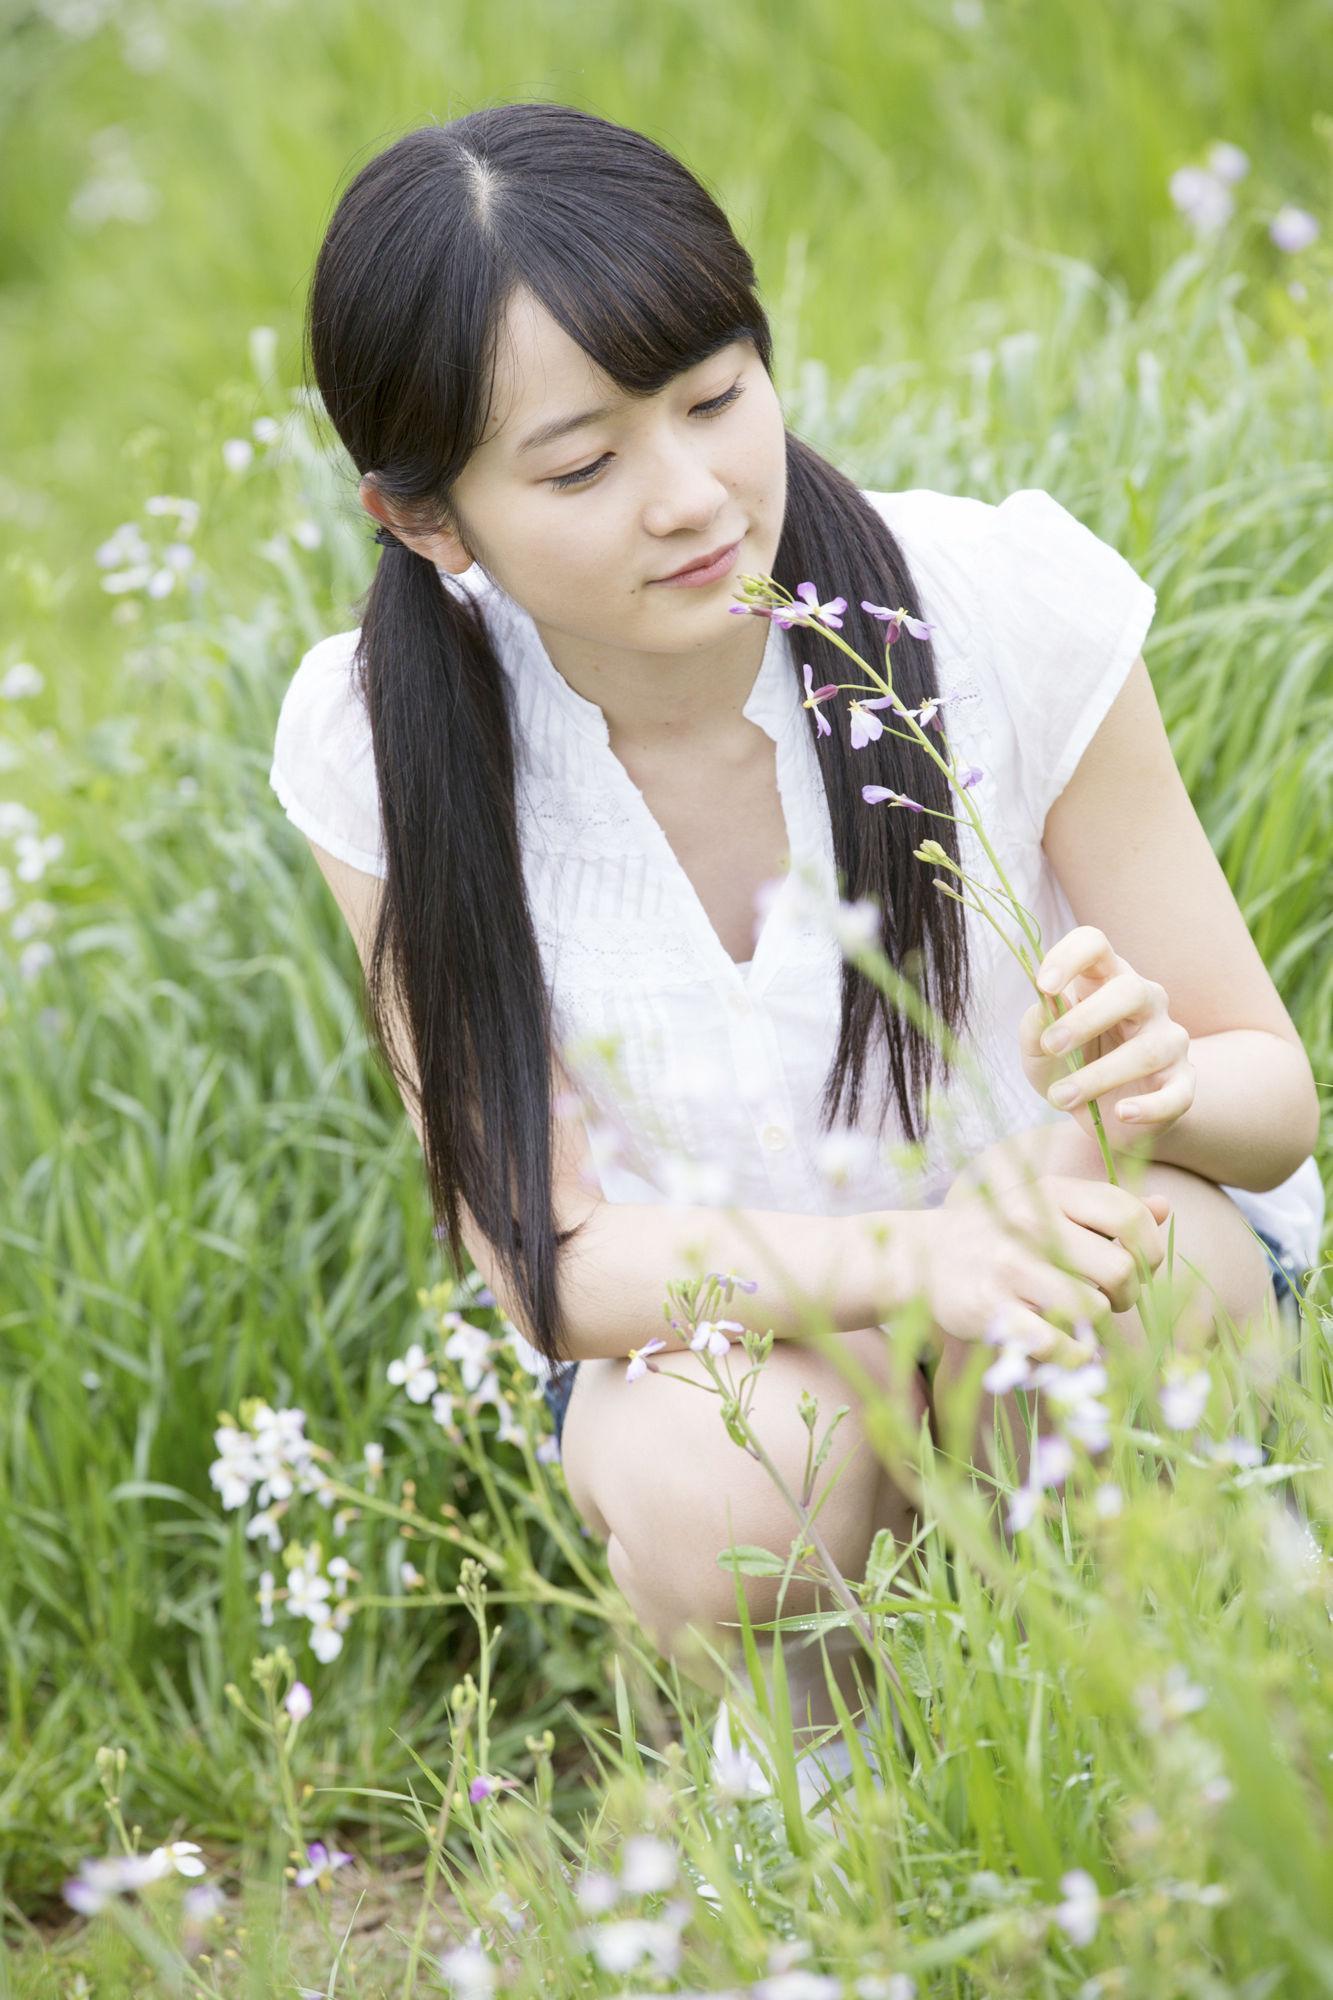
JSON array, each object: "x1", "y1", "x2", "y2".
[{"x1": 560, "y1": 1325, "x2": 926, "y2": 1745}]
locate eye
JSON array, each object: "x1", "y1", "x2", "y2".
[{"x1": 546, "y1": 380, "x2": 746, "y2": 491}]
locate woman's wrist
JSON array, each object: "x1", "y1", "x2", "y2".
[{"x1": 837, "y1": 1204, "x2": 941, "y2": 1335}]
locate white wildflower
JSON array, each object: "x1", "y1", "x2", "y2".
[
  {"x1": 64, "y1": 1848, "x2": 174, "y2": 1914},
  {"x1": 439, "y1": 1939, "x2": 496, "y2": 2000},
  {"x1": 12, "y1": 898, "x2": 57, "y2": 939},
  {"x1": 15, "y1": 831, "x2": 64, "y2": 882},
  {"x1": 309, "y1": 1615, "x2": 344, "y2": 1663},
  {"x1": 441, "y1": 1321, "x2": 493, "y2": 1392},
  {"x1": 1206, "y1": 141, "x2": 1249, "y2": 182},
  {"x1": 0, "y1": 663, "x2": 44, "y2": 700},
  {"x1": 754, "y1": 1975, "x2": 843, "y2": 2000},
  {"x1": 1159, "y1": 1364, "x2": 1210, "y2": 1431},
  {"x1": 1052, "y1": 1867, "x2": 1101, "y2": 1946},
  {"x1": 386, "y1": 1341, "x2": 438, "y2": 1403},
  {"x1": 143, "y1": 495, "x2": 199, "y2": 532},
  {"x1": 619, "y1": 1833, "x2": 678, "y2": 1895},
  {"x1": 1168, "y1": 165, "x2": 1234, "y2": 234},
  {"x1": 245, "y1": 1506, "x2": 284, "y2": 1553},
  {"x1": 689, "y1": 1318, "x2": 742, "y2": 1360},
  {"x1": 95, "y1": 522, "x2": 150, "y2": 571},
  {"x1": 160, "y1": 1841, "x2": 206, "y2": 1878},
  {"x1": 575, "y1": 1867, "x2": 620, "y2": 1914},
  {"x1": 1270, "y1": 206, "x2": 1319, "y2": 254},
  {"x1": 1136, "y1": 1664, "x2": 1207, "y2": 1733},
  {"x1": 19, "y1": 940, "x2": 55, "y2": 979},
  {"x1": 579, "y1": 1913, "x2": 683, "y2": 1977},
  {"x1": 284, "y1": 1681, "x2": 313, "y2": 1722}
]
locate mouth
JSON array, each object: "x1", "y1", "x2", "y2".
[{"x1": 651, "y1": 536, "x2": 744, "y2": 585}]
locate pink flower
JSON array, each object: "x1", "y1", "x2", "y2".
[
  {"x1": 1269, "y1": 205, "x2": 1319, "y2": 253},
  {"x1": 772, "y1": 582, "x2": 847, "y2": 632},
  {"x1": 801, "y1": 662, "x2": 840, "y2": 737},
  {"x1": 706, "y1": 1270, "x2": 759, "y2": 1296},
  {"x1": 847, "y1": 695, "x2": 898, "y2": 749},
  {"x1": 861, "y1": 784, "x2": 925, "y2": 812},
  {"x1": 860, "y1": 601, "x2": 935, "y2": 643},
  {"x1": 1168, "y1": 164, "x2": 1234, "y2": 234},
  {"x1": 688, "y1": 1318, "x2": 743, "y2": 1359},
  {"x1": 284, "y1": 1681, "x2": 313, "y2": 1723},
  {"x1": 626, "y1": 1337, "x2": 667, "y2": 1383},
  {"x1": 295, "y1": 1840, "x2": 353, "y2": 1889}
]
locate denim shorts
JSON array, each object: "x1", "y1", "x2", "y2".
[{"x1": 540, "y1": 1225, "x2": 1305, "y2": 1455}]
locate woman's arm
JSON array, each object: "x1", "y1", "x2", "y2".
[{"x1": 548, "y1": 1194, "x2": 926, "y2": 1361}]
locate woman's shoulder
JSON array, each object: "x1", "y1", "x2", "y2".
[{"x1": 269, "y1": 625, "x2": 385, "y2": 875}]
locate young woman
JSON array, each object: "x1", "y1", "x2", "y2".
[{"x1": 269, "y1": 102, "x2": 1322, "y2": 1749}]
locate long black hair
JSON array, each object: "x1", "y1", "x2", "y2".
[{"x1": 304, "y1": 102, "x2": 973, "y2": 1370}]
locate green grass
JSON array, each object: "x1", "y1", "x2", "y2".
[{"x1": 1, "y1": 0, "x2": 1331, "y2": 1991}]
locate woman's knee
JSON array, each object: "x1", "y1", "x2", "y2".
[{"x1": 583, "y1": 1332, "x2": 925, "y2": 1643}]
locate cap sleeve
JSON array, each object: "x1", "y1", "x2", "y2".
[
  {"x1": 977, "y1": 488, "x2": 1157, "y2": 840},
  {"x1": 268, "y1": 627, "x2": 388, "y2": 877}
]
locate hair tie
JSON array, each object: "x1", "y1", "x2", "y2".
[{"x1": 373, "y1": 524, "x2": 399, "y2": 548}]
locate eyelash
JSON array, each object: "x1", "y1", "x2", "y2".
[{"x1": 546, "y1": 381, "x2": 746, "y2": 491}]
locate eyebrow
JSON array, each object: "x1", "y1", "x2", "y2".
[{"x1": 515, "y1": 400, "x2": 624, "y2": 457}]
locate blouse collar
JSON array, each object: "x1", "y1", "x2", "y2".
[{"x1": 443, "y1": 558, "x2": 796, "y2": 749}]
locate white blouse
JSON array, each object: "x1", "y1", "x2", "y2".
[{"x1": 268, "y1": 484, "x2": 1324, "y2": 1298}]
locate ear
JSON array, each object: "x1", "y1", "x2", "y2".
[{"x1": 358, "y1": 473, "x2": 473, "y2": 574}]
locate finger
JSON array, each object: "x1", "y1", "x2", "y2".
[
  {"x1": 1014, "y1": 1250, "x2": 1114, "y2": 1333},
  {"x1": 1045, "y1": 1176, "x2": 1167, "y2": 1271},
  {"x1": 1035, "y1": 926, "x2": 1122, "y2": 998},
  {"x1": 1115, "y1": 1070, "x2": 1195, "y2": 1124},
  {"x1": 1046, "y1": 1025, "x2": 1187, "y2": 1105},
  {"x1": 989, "y1": 1303, "x2": 1101, "y2": 1368},
  {"x1": 1011, "y1": 1215, "x2": 1143, "y2": 1315},
  {"x1": 1038, "y1": 971, "x2": 1165, "y2": 1056}
]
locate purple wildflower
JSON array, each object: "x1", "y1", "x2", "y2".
[
  {"x1": 860, "y1": 601, "x2": 935, "y2": 643},
  {"x1": 801, "y1": 661, "x2": 840, "y2": 737},
  {"x1": 862, "y1": 784, "x2": 925, "y2": 812},
  {"x1": 295, "y1": 1840, "x2": 354, "y2": 1889},
  {"x1": 847, "y1": 694, "x2": 898, "y2": 749},
  {"x1": 1270, "y1": 205, "x2": 1319, "y2": 253},
  {"x1": 772, "y1": 581, "x2": 847, "y2": 631}
]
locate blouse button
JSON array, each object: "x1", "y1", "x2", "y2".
[{"x1": 761, "y1": 1123, "x2": 790, "y2": 1153}]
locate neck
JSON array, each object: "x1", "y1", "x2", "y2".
[{"x1": 533, "y1": 613, "x2": 772, "y2": 752}]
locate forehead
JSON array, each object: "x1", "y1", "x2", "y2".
[{"x1": 484, "y1": 289, "x2": 623, "y2": 442}]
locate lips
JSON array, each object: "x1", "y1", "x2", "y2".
[{"x1": 654, "y1": 537, "x2": 741, "y2": 581}]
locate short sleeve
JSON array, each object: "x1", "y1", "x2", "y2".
[
  {"x1": 267, "y1": 627, "x2": 388, "y2": 877},
  {"x1": 976, "y1": 488, "x2": 1157, "y2": 840}
]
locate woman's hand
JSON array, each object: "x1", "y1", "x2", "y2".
[
  {"x1": 913, "y1": 1172, "x2": 1172, "y2": 1361},
  {"x1": 1018, "y1": 925, "x2": 1197, "y2": 1153}
]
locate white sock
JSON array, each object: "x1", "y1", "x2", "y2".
[{"x1": 794, "y1": 1709, "x2": 884, "y2": 1802}]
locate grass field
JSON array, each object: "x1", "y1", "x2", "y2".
[{"x1": 2, "y1": 0, "x2": 1331, "y2": 1992}]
